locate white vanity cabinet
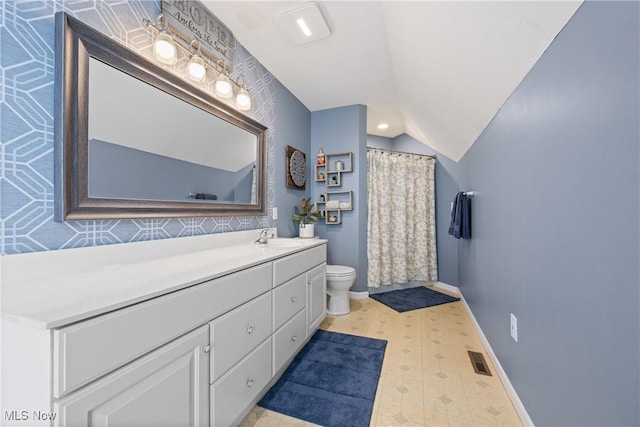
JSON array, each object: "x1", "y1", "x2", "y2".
[
  {"x1": 211, "y1": 338, "x2": 272, "y2": 427},
  {"x1": 306, "y1": 263, "x2": 327, "y2": 335},
  {"x1": 209, "y1": 291, "x2": 273, "y2": 427},
  {"x1": 54, "y1": 325, "x2": 210, "y2": 427},
  {"x1": 1, "y1": 232, "x2": 327, "y2": 427},
  {"x1": 271, "y1": 245, "x2": 327, "y2": 375},
  {"x1": 51, "y1": 262, "x2": 272, "y2": 399},
  {"x1": 209, "y1": 291, "x2": 272, "y2": 382}
]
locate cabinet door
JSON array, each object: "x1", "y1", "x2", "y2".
[
  {"x1": 306, "y1": 263, "x2": 327, "y2": 335},
  {"x1": 55, "y1": 326, "x2": 209, "y2": 427}
]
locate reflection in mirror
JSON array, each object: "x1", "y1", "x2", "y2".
[
  {"x1": 54, "y1": 13, "x2": 267, "y2": 220},
  {"x1": 87, "y1": 58, "x2": 258, "y2": 204}
]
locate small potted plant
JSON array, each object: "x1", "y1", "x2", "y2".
[{"x1": 292, "y1": 198, "x2": 322, "y2": 238}]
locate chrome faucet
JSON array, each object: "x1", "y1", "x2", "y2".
[{"x1": 255, "y1": 229, "x2": 274, "y2": 244}]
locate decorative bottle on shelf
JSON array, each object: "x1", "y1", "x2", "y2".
[{"x1": 317, "y1": 148, "x2": 325, "y2": 165}]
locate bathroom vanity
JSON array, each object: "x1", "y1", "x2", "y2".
[{"x1": 1, "y1": 229, "x2": 327, "y2": 426}]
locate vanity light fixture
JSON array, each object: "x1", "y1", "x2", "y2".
[
  {"x1": 235, "y1": 76, "x2": 252, "y2": 111},
  {"x1": 143, "y1": 15, "x2": 252, "y2": 111},
  {"x1": 214, "y1": 60, "x2": 233, "y2": 99},
  {"x1": 186, "y1": 41, "x2": 206, "y2": 82},
  {"x1": 236, "y1": 87, "x2": 251, "y2": 110},
  {"x1": 152, "y1": 15, "x2": 177, "y2": 65}
]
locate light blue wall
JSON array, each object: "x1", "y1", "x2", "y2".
[
  {"x1": 311, "y1": 105, "x2": 368, "y2": 292},
  {"x1": 0, "y1": 1, "x2": 310, "y2": 254},
  {"x1": 273, "y1": 80, "x2": 312, "y2": 237},
  {"x1": 89, "y1": 140, "x2": 238, "y2": 202},
  {"x1": 367, "y1": 134, "x2": 459, "y2": 286},
  {"x1": 455, "y1": 2, "x2": 639, "y2": 425}
]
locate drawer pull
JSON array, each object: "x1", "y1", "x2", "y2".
[
  {"x1": 247, "y1": 378, "x2": 254, "y2": 388},
  {"x1": 203, "y1": 344, "x2": 211, "y2": 353},
  {"x1": 291, "y1": 335, "x2": 297, "y2": 342},
  {"x1": 290, "y1": 296, "x2": 297, "y2": 303},
  {"x1": 247, "y1": 326, "x2": 254, "y2": 334}
]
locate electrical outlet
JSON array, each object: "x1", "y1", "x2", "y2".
[
  {"x1": 510, "y1": 313, "x2": 518, "y2": 342},
  {"x1": 272, "y1": 207, "x2": 278, "y2": 220}
]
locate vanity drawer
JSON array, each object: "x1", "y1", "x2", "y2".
[
  {"x1": 53, "y1": 262, "x2": 272, "y2": 398},
  {"x1": 210, "y1": 291, "x2": 271, "y2": 383},
  {"x1": 273, "y1": 274, "x2": 306, "y2": 331},
  {"x1": 273, "y1": 308, "x2": 307, "y2": 375},
  {"x1": 212, "y1": 337, "x2": 272, "y2": 427},
  {"x1": 273, "y1": 245, "x2": 326, "y2": 287}
]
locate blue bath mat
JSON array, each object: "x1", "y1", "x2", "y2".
[
  {"x1": 258, "y1": 330, "x2": 386, "y2": 427},
  {"x1": 370, "y1": 286, "x2": 460, "y2": 312}
]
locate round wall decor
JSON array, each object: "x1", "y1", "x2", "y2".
[{"x1": 286, "y1": 145, "x2": 307, "y2": 190}]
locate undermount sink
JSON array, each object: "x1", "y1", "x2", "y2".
[{"x1": 265, "y1": 239, "x2": 306, "y2": 249}]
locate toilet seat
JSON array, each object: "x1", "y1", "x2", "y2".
[{"x1": 326, "y1": 265, "x2": 356, "y2": 277}]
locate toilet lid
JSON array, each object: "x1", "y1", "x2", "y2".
[{"x1": 326, "y1": 265, "x2": 356, "y2": 277}]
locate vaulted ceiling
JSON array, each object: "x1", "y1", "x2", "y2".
[{"x1": 204, "y1": 1, "x2": 582, "y2": 161}]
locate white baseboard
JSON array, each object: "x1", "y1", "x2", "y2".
[
  {"x1": 433, "y1": 282, "x2": 534, "y2": 427},
  {"x1": 348, "y1": 291, "x2": 369, "y2": 300},
  {"x1": 432, "y1": 281, "x2": 460, "y2": 295}
]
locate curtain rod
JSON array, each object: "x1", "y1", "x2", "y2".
[{"x1": 367, "y1": 146, "x2": 436, "y2": 159}]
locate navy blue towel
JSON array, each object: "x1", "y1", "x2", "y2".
[
  {"x1": 448, "y1": 192, "x2": 471, "y2": 239},
  {"x1": 194, "y1": 193, "x2": 217, "y2": 200}
]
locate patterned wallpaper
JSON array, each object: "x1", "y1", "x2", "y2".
[{"x1": 0, "y1": 1, "x2": 276, "y2": 255}]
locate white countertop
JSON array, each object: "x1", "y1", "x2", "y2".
[{"x1": 1, "y1": 230, "x2": 326, "y2": 329}]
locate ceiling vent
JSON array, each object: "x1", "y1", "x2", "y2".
[{"x1": 276, "y1": 2, "x2": 331, "y2": 45}]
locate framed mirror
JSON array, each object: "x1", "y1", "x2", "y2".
[{"x1": 54, "y1": 13, "x2": 267, "y2": 221}]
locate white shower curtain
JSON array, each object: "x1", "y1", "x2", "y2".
[{"x1": 367, "y1": 149, "x2": 438, "y2": 288}]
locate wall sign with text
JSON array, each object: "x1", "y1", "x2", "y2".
[{"x1": 162, "y1": 0, "x2": 235, "y2": 69}]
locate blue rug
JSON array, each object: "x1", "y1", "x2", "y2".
[
  {"x1": 370, "y1": 286, "x2": 460, "y2": 313},
  {"x1": 258, "y1": 330, "x2": 386, "y2": 427}
]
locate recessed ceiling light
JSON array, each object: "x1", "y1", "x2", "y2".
[
  {"x1": 377, "y1": 122, "x2": 390, "y2": 130},
  {"x1": 277, "y1": 2, "x2": 331, "y2": 45}
]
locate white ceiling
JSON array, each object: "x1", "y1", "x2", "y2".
[{"x1": 204, "y1": 1, "x2": 581, "y2": 161}]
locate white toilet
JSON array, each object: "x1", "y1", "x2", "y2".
[{"x1": 326, "y1": 265, "x2": 357, "y2": 315}]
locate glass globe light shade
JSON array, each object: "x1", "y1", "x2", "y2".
[
  {"x1": 153, "y1": 31, "x2": 177, "y2": 65},
  {"x1": 214, "y1": 74, "x2": 233, "y2": 99},
  {"x1": 236, "y1": 87, "x2": 251, "y2": 111},
  {"x1": 187, "y1": 55, "x2": 206, "y2": 82}
]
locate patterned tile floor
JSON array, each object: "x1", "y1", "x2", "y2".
[{"x1": 240, "y1": 287, "x2": 523, "y2": 426}]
